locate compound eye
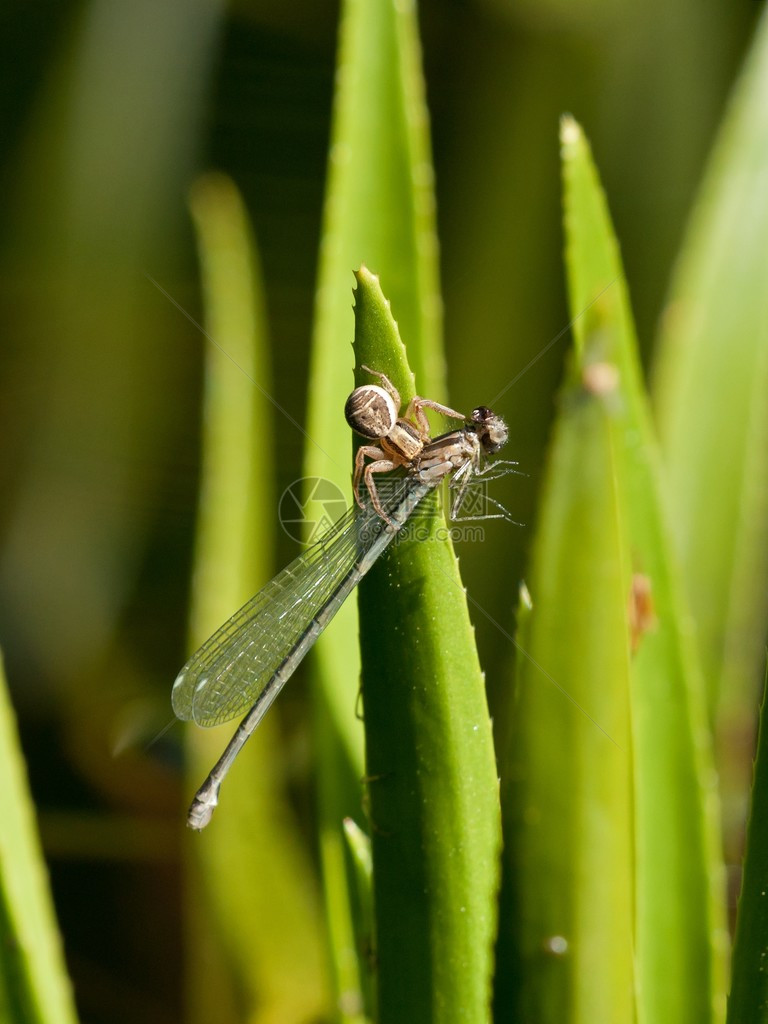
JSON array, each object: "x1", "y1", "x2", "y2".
[
  {"x1": 471, "y1": 406, "x2": 493, "y2": 424},
  {"x1": 345, "y1": 385, "x2": 398, "y2": 439},
  {"x1": 471, "y1": 406, "x2": 509, "y2": 452}
]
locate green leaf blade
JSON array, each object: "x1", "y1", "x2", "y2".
[
  {"x1": 184, "y1": 174, "x2": 330, "y2": 1024},
  {"x1": 651, "y1": 11, "x2": 768, "y2": 719},
  {"x1": 562, "y1": 118, "x2": 727, "y2": 1023},
  {"x1": 651, "y1": 3, "x2": 768, "y2": 864},
  {"x1": 498, "y1": 117, "x2": 729, "y2": 1024},
  {"x1": 498, "y1": 337, "x2": 635, "y2": 1024},
  {"x1": 306, "y1": 0, "x2": 446, "y2": 772},
  {"x1": 0, "y1": 653, "x2": 79, "y2": 1024},
  {"x1": 305, "y1": 1, "x2": 447, "y2": 1016},
  {"x1": 354, "y1": 269, "x2": 501, "y2": 1024}
]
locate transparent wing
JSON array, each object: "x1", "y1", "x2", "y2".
[{"x1": 172, "y1": 479, "x2": 409, "y2": 727}]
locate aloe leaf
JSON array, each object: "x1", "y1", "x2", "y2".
[
  {"x1": 727, "y1": 670, "x2": 768, "y2": 1024},
  {"x1": 0, "y1": 653, "x2": 79, "y2": 1024},
  {"x1": 560, "y1": 117, "x2": 728, "y2": 1023},
  {"x1": 497, "y1": 283, "x2": 635, "y2": 1023},
  {"x1": 651, "y1": 7, "x2": 768, "y2": 851},
  {"x1": 353, "y1": 268, "x2": 500, "y2": 1024},
  {"x1": 184, "y1": 174, "x2": 329, "y2": 1023},
  {"x1": 497, "y1": 117, "x2": 728, "y2": 1023},
  {"x1": 305, "y1": 0, "x2": 445, "y2": 1016},
  {"x1": 307, "y1": 0, "x2": 445, "y2": 762}
]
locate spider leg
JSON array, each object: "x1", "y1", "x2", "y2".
[
  {"x1": 360, "y1": 365, "x2": 401, "y2": 410},
  {"x1": 404, "y1": 396, "x2": 466, "y2": 437},
  {"x1": 353, "y1": 445, "x2": 387, "y2": 510},
  {"x1": 363, "y1": 459, "x2": 399, "y2": 524}
]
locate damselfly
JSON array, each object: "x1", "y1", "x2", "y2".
[{"x1": 173, "y1": 369, "x2": 518, "y2": 829}]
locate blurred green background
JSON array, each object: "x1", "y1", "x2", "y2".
[{"x1": 0, "y1": 1, "x2": 760, "y2": 1021}]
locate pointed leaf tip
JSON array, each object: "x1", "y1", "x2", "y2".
[{"x1": 560, "y1": 114, "x2": 582, "y2": 147}]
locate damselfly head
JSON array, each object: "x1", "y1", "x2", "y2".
[{"x1": 470, "y1": 406, "x2": 508, "y2": 453}]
